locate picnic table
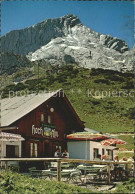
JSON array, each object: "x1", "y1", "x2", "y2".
[
  {"x1": 77, "y1": 164, "x2": 108, "y2": 182},
  {"x1": 50, "y1": 162, "x2": 75, "y2": 169},
  {"x1": 30, "y1": 168, "x2": 82, "y2": 183},
  {"x1": 30, "y1": 169, "x2": 43, "y2": 178},
  {"x1": 43, "y1": 168, "x2": 81, "y2": 180},
  {"x1": 77, "y1": 164, "x2": 107, "y2": 173}
]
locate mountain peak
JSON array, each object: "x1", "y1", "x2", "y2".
[
  {"x1": 45, "y1": 13, "x2": 82, "y2": 28},
  {"x1": 60, "y1": 13, "x2": 82, "y2": 26},
  {"x1": 56, "y1": 13, "x2": 82, "y2": 28},
  {"x1": 1, "y1": 14, "x2": 133, "y2": 73},
  {"x1": 38, "y1": 13, "x2": 81, "y2": 28}
]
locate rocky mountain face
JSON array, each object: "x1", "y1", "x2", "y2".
[
  {"x1": 0, "y1": 52, "x2": 33, "y2": 75},
  {"x1": 1, "y1": 14, "x2": 134, "y2": 73}
]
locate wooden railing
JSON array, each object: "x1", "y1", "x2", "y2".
[{"x1": 0, "y1": 158, "x2": 133, "y2": 184}]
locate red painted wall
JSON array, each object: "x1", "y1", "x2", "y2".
[
  {"x1": 11, "y1": 101, "x2": 67, "y2": 157},
  {"x1": 13, "y1": 102, "x2": 66, "y2": 140}
]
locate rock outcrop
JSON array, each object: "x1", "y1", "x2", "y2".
[
  {"x1": 99, "y1": 34, "x2": 129, "y2": 53},
  {"x1": 1, "y1": 14, "x2": 134, "y2": 73},
  {"x1": 0, "y1": 52, "x2": 32, "y2": 75}
]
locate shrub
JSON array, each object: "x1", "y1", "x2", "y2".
[
  {"x1": 122, "y1": 80, "x2": 134, "y2": 89},
  {"x1": 14, "y1": 83, "x2": 26, "y2": 91},
  {"x1": 127, "y1": 108, "x2": 134, "y2": 119},
  {"x1": 25, "y1": 79, "x2": 39, "y2": 85},
  {"x1": 46, "y1": 75, "x2": 55, "y2": 85},
  {"x1": 90, "y1": 68, "x2": 99, "y2": 76},
  {"x1": 2, "y1": 84, "x2": 16, "y2": 96},
  {"x1": 56, "y1": 74, "x2": 67, "y2": 83},
  {"x1": 94, "y1": 79, "x2": 110, "y2": 85},
  {"x1": 91, "y1": 100, "x2": 100, "y2": 105},
  {"x1": 106, "y1": 75, "x2": 125, "y2": 82}
]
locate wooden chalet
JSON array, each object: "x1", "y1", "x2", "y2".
[{"x1": 1, "y1": 90, "x2": 84, "y2": 158}]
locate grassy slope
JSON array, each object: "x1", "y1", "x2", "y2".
[
  {"x1": 116, "y1": 135, "x2": 134, "y2": 150},
  {"x1": 2, "y1": 66, "x2": 134, "y2": 134},
  {"x1": 115, "y1": 134, "x2": 134, "y2": 159}
]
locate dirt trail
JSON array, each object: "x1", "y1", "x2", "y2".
[{"x1": 109, "y1": 133, "x2": 134, "y2": 136}]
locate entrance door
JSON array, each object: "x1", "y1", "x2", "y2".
[
  {"x1": 44, "y1": 143, "x2": 50, "y2": 157},
  {"x1": 6, "y1": 145, "x2": 19, "y2": 158}
]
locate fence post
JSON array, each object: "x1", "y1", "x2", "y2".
[
  {"x1": 107, "y1": 164, "x2": 110, "y2": 184},
  {"x1": 57, "y1": 160, "x2": 61, "y2": 182},
  {"x1": 5, "y1": 161, "x2": 8, "y2": 171}
]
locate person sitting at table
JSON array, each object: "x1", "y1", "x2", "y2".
[
  {"x1": 119, "y1": 157, "x2": 127, "y2": 163},
  {"x1": 122, "y1": 157, "x2": 133, "y2": 176},
  {"x1": 54, "y1": 149, "x2": 61, "y2": 158},
  {"x1": 132, "y1": 156, "x2": 135, "y2": 161},
  {"x1": 113, "y1": 155, "x2": 124, "y2": 179},
  {"x1": 102, "y1": 155, "x2": 107, "y2": 161},
  {"x1": 62, "y1": 149, "x2": 69, "y2": 158},
  {"x1": 119, "y1": 157, "x2": 127, "y2": 172},
  {"x1": 112, "y1": 155, "x2": 119, "y2": 179}
]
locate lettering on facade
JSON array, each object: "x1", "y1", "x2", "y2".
[
  {"x1": 32, "y1": 125, "x2": 44, "y2": 136},
  {"x1": 51, "y1": 129, "x2": 59, "y2": 138},
  {"x1": 32, "y1": 125, "x2": 59, "y2": 138}
]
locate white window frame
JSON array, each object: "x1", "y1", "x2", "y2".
[
  {"x1": 93, "y1": 148, "x2": 99, "y2": 159},
  {"x1": 30, "y1": 143, "x2": 38, "y2": 157}
]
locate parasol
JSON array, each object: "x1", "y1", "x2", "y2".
[
  {"x1": 66, "y1": 132, "x2": 108, "y2": 141},
  {"x1": 100, "y1": 138, "x2": 126, "y2": 146}
]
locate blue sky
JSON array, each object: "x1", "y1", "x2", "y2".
[{"x1": 1, "y1": 1, "x2": 134, "y2": 49}]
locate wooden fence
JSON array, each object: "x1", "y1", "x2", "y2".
[{"x1": 0, "y1": 158, "x2": 133, "y2": 184}]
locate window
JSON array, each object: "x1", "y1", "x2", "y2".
[
  {"x1": 48, "y1": 115, "x2": 52, "y2": 124},
  {"x1": 106, "y1": 149, "x2": 113, "y2": 160},
  {"x1": 102, "y1": 148, "x2": 105, "y2": 155},
  {"x1": 93, "y1": 148, "x2": 99, "y2": 159},
  {"x1": 6, "y1": 145, "x2": 19, "y2": 158},
  {"x1": 44, "y1": 112, "x2": 48, "y2": 123},
  {"x1": 41, "y1": 114, "x2": 44, "y2": 122},
  {"x1": 30, "y1": 143, "x2": 38, "y2": 157},
  {"x1": 41, "y1": 113, "x2": 53, "y2": 124},
  {"x1": 56, "y1": 145, "x2": 61, "y2": 152}
]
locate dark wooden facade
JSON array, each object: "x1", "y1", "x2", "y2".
[{"x1": 7, "y1": 91, "x2": 84, "y2": 158}]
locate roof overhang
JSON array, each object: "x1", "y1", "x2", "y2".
[
  {"x1": 0, "y1": 132, "x2": 25, "y2": 141},
  {"x1": 0, "y1": 126, "x2": 18, "y2": 131}
]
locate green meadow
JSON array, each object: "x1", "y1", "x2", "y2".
[{"x1": 2, "y1": 65, "x2": 134, "y2": 134}]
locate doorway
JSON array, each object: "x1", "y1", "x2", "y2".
[
  {"x1": 6, "y1": 145, "x2": 19, "y2": 158},
  {"x1": 44, "y1": 142, "x2": 50, "y2": 157}
]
